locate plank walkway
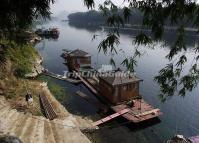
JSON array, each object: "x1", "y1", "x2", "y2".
[
  {"x1": 73, "y1": 71, "x2": 98, "y2": 95},
  {"x1": 92, "y1": 109, "x2": 130, "y2": 127},
  {"x1": 39, "y1": 94, "x2": 57, "y2": 120}
]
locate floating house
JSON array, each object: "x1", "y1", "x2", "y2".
[
  {"x1": 99, "y1": 70, "x2": 142, "y2": 104},
  {"x1": 95, "y1": 69, "x2": 161, "y2": 124},
  {"x1": 35, "y1": 28, "x2": 60, "y2": 39},
  {"x1": 63, "y1": 49, "x2": 91, "y2": 71}
]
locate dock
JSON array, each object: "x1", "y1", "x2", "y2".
[
  {"x1": 39, "y1": 94, "x2": 57, "y2": 120},
  {"x1": 43, "y1": 69, "x2": 81, "y2": 84},
  {"x1": 92, "y1": 108, "x2": 130, "y2": 126}
]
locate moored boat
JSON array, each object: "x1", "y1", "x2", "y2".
[{"x1": 35, "y1": 28, "x2": 60, "y2": 39}]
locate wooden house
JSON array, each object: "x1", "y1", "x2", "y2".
[
  {"x1": 99, "y1": 71, "x2": 142, "y2": 104},
  {"x1": 65, "y1": 49, "x2": 91, "y2": 71}
]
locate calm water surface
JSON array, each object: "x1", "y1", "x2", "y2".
[{"x1": 35, "y1": 20, "x2": 199, "y2": 143}]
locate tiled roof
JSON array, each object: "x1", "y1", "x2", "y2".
[
  {"x1": 69, "y1": 49, "x2": 90, "y2": 57},
  {"x1": 99, "y1": 71, "x2": 142, "y2": 86}
]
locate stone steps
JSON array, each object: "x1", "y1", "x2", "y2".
[
  {"x1": 44, "y1": 119, "x2": 56, "y2": 143},
  {"x1": 12, "y1": 113, "x2": 29, "y2": 137},
  {"x1": 32, "y1": 117, "x2": 45, "y2": 143},
  {"x1": 0, "y1": 103, "x2": 91, "y2": 143},
  {"x1": 19, "y1": 116, "x2": 38, "y2": 143}
]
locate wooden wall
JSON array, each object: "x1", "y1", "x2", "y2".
[
  {"x1": 99, "y1": 79, "x2": 140, "y2": 104},
  {"x1": 67, "y1": 56, "x2": 91, "y2": 70}
]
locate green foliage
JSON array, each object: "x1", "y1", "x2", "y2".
[
  {"x1": 1, "y1": 40, "x2": 38, "y2": 77},
  {"x1": 84, "y1": 0, "x2": 95, "y2": 9},
  {"x1": 0, "y1": 0, "x2": 55, "y2": 37},
  {"x1": 98, "y1": 33, "x2": 120, "y2": 54},
  {"x1": 109, "y1": 58, "x2": 116, "y2": 68}
]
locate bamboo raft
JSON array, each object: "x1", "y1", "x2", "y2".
[{"x1": 39, "y1": 94, "x2": 57, "y2": 120}]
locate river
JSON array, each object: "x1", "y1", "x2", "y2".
[{"x1": 35, "y1": 20, "x2": 199, "y2": 143}]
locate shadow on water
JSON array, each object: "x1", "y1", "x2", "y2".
[{"x1": 86, "y1": 116, "x2": 162, "y2": 143}]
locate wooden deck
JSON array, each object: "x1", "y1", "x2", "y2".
[{"x1": 111, "y1": 99, "x2": 162, "y2": 123}]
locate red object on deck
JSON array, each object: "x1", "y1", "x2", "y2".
[
  {"x1": 92, "y1": 108, "x2": 130, "y2": 126},
  {"x1": 189, "y1": 135, "x2": 199, "y2": 143},
  {"x1": 112, "y1": 99, "x2": 162, "y2": 123}
]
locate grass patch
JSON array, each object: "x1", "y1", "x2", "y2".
[
  {"x1": 0, "y1": 40, "x2": 38, "y2": 77},
  {"x1": 36, "y1": 75, "x2": 69, "y2": 102}
]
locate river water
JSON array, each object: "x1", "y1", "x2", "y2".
[{"x1": 35, "y1": 20, "x2": 199, "y2": 143}]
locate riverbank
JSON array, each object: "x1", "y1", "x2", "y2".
[{"x1": 0, "y1": 40, "x2": 94, "y2": 142}]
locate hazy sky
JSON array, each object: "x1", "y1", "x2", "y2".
[{"x1": 51, "y1": 0, "x2": 127, "y2": 15}]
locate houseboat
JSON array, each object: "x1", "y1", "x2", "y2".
[
  {"x1": 97, "y1": 70, "x2": 162, "y2": 123},
  {"x1": 35, "y1": 28, "x2": 60, "y2": 38},
  {"x1": 62, "y1": 49, "x2": 91, "y2": 71}
]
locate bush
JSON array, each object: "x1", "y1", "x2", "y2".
[{"x1": 0, "y1": 40, "x2": 38, "y2": 77}]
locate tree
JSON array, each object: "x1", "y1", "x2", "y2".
[
  {"x1": 0, "y1": 0, "x2": 55, "y2": 67},
  {"x1": 84, "y1": 0, "x2": 199, "y2": 100},
  {"x1": 0, "y1": 0, "x2": 55, "y2": 37}
]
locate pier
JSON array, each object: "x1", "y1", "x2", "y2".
[{"x1": 43, "y1": 69, "x2": 81, "y2": 84}]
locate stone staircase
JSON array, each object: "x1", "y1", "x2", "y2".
[{"x1": 0, "y1": 98, "x2": 91, "y2": 143}]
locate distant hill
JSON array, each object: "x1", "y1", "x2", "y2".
[
  {"x1": 68, "y1": 9, "x2": 144, "y2": 26},
  {"x1": 68, "y1": 10, "x2": 105, "y2": 25},
  {"x1": 68, "y1": 10, "x2": 196, "y2": 28}
]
